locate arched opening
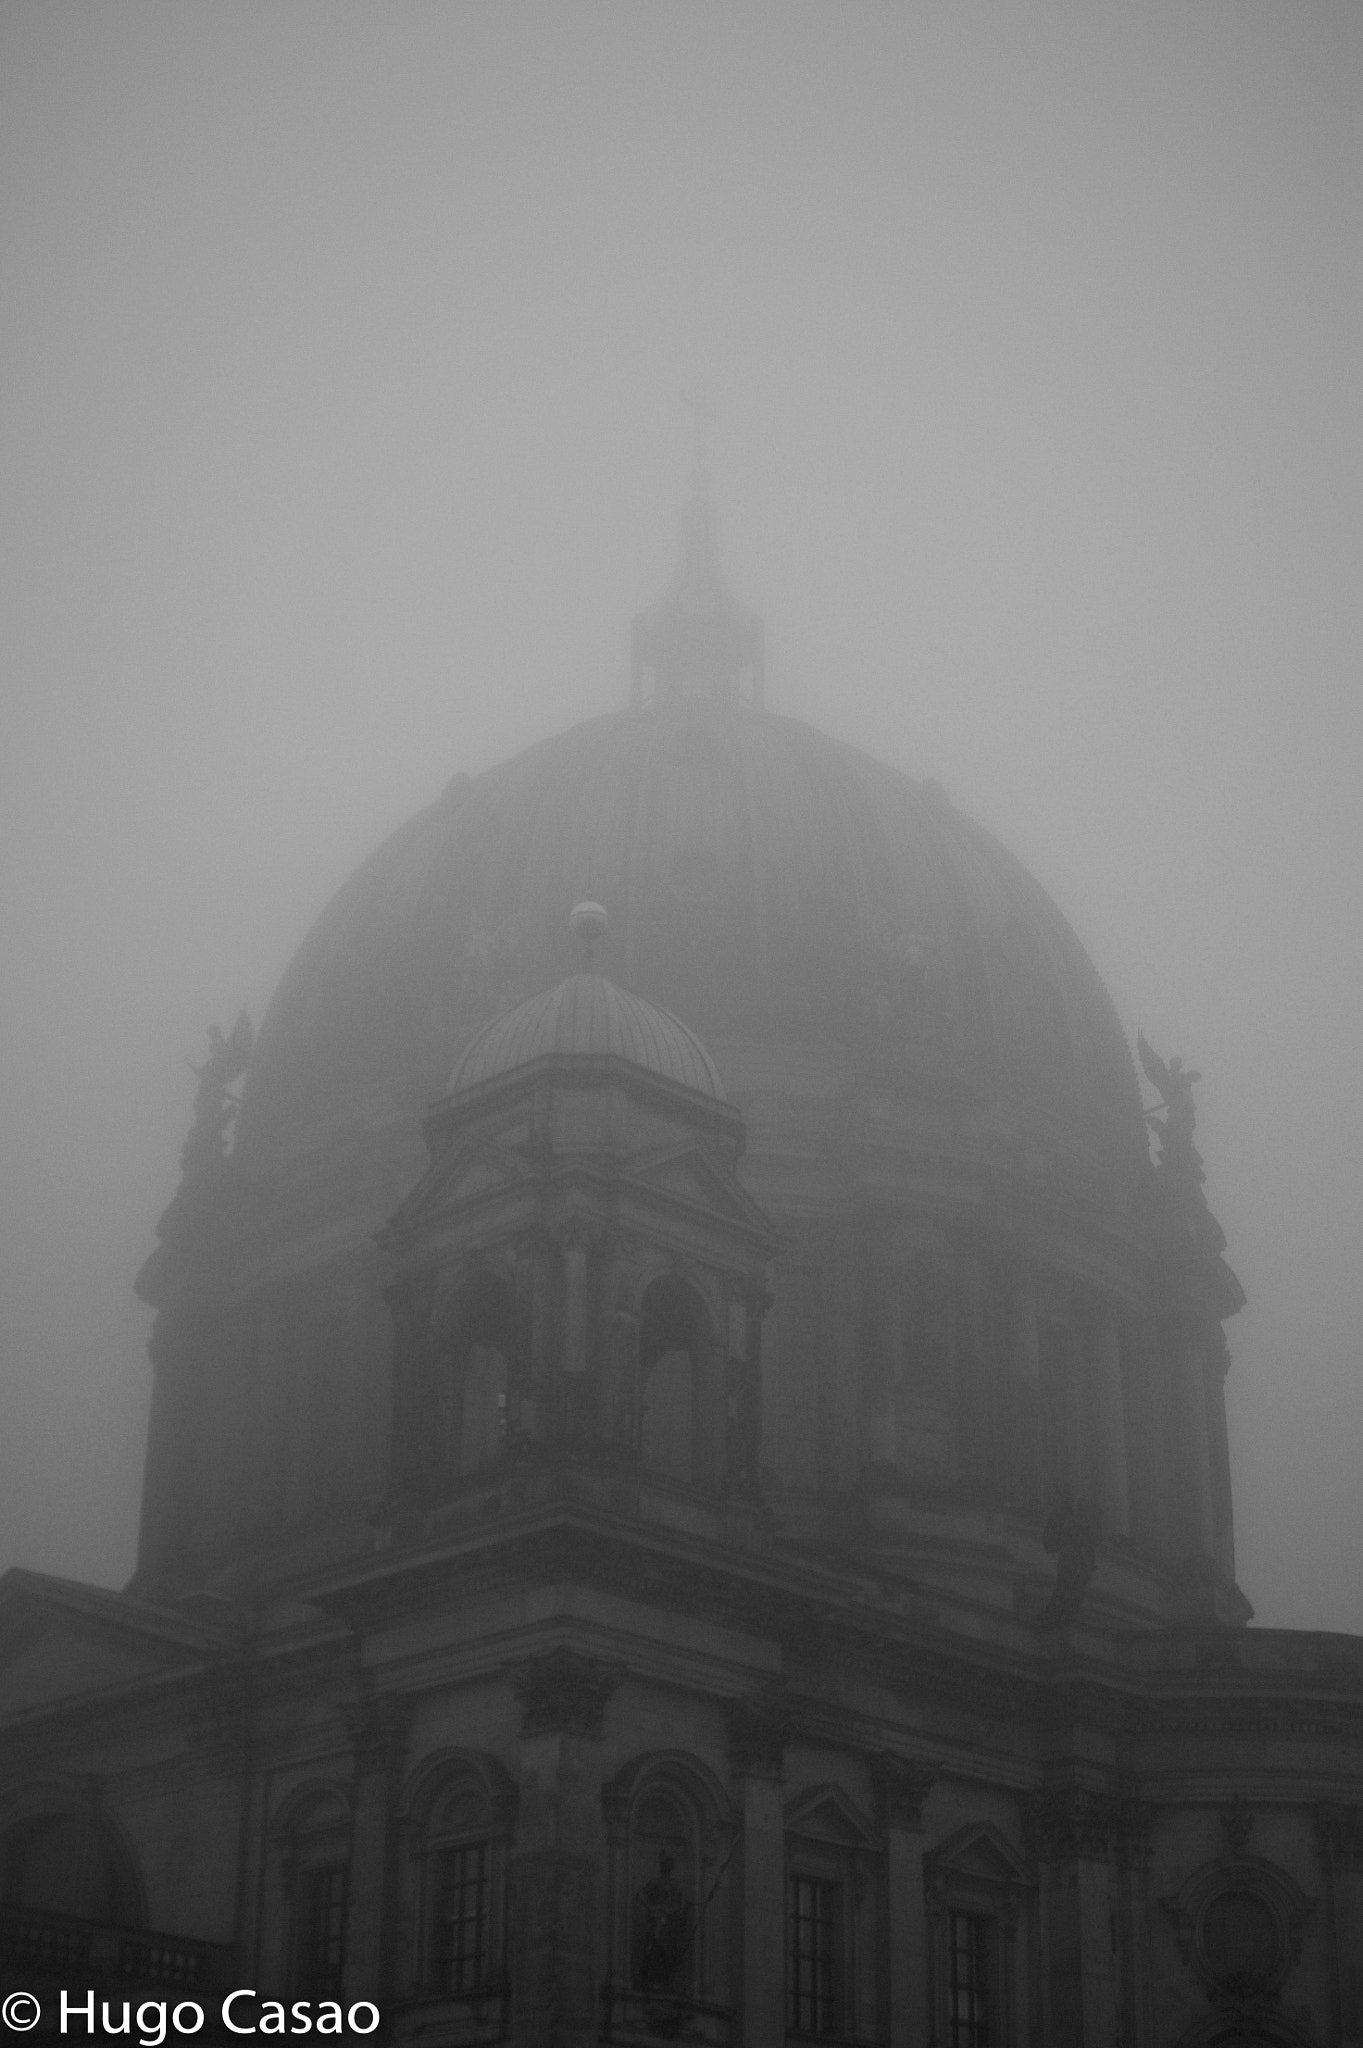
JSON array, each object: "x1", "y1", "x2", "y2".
[
  {"x1": 629, "y1": 1789, "x2": 697, "y2": 1994},
  {"x1": 270, "y1": 1787, "x2": 351, "y2": 2001},
  {"x1": 402, "y1": 1756, "x2": 515, "y2": 2002},
  {"x1": 439, "y1": 1272, "x2": 514, "y2": 1479},
  {"x1": 0, "y1": 1810, "x2": 141, "y2": 1926},
  {"x1": 638, "y1": 1276, "x2": 714, "y2": 1485}
]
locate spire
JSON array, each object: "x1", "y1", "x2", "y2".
[{"x1": 630, "y1": 404, "x2": 765, "y2": 711}]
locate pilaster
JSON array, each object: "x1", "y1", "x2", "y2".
[
  {"x1": 872, "y1": 1755, "x2": 937, "y2": 2048},
  {"x1": 1317, "y1": 1804, "x2": 1363, "y2": 2046},
  {"x1": 725, "y1": 1690, "x2": 792, "y2": 2048},
  {"x1": 1025, "y1": 1786, "x2": 1123, "y2": 2048},
  {"x1": 342, "y1": 1691, "x2": 412, "y2": 2004},
  {"x1": 508, "y1": 1649, "x2": 620, "y2": 2048}
]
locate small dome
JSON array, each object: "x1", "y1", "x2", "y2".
[{"x1": 447, "y1": 972, "x2": 726, "y2": 1101}]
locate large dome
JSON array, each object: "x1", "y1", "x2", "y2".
[{"x1": 234, "y1": 700, "x2": 1145, "y2": 1181}]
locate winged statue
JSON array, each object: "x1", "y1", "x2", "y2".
[
  {"x1": 182, "y1": 1008, "x2": 253, "y2": 1172},
  {"x1": 1136, "y1": 1030, "x2": 1200, "y2": 1158}
]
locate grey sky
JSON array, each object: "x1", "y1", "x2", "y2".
[{"x1": 2, "y1": 3, "x2": 1360, "y2": 1629}]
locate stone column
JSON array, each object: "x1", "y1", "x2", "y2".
[
  {"x1": 507, "y1": 1648, "x2": 620, "y2": 2048},
  {"x1": 342, "y1": 1692, "x2": 412, "y2": 2005},
  {"x1": 1204, "y1": 1328, "x2": 1237, "y2": 1579},
  {"x1": 1173, "y1": 1326, "x2": 1217, "y2": 1560},
  {"x1": 1089, "y1": 1315, "x2": 1130, "y2": 1540},
  {"x1": 858, "y1": 1222, "x2": 898, "y2": 1466},
  {"x1": 384, "y1": 1271, "x2": 436, "y2": 1506},
  {"x1": 561, "y1": 1226, "x2": 590, "y2": 1380},
  {"x1": 1318, "y1": 1805, "x2": 1363, "y2": 2046},
  {"x1": 1113, "y1": 1798, "x2": 1157, "y2": 2048},
  {"x1": 1026, "y1": 1787, "x2": 1122, "y2": 2048},
  {"x1": 872, "y1": 1756, "x2": 937, "y2": 2048},
  {"x1": 1007, "y1": 1266, "x2": 1043, "y2": 1509},
  {"x1": 725, "y1": 1690, "x2": 792, "y2": 2048}
]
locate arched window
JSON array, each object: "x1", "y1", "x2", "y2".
[
  {"x1": 400, "y1": 1754, "x2": 515, "y2": 2007},
  {"x1": 629, "y1": 1790, "x2": 697, "y2": 1994},
  {"x1": 638, "y1": 1276, "x2": 715, "y2": 1485},
  {"x1": 437, "y1": 1272, "x2": 515, "y2": 1480},
  {"x1": 0, "y1": 1803, "x2": 141, "y2": 1927},
  {"x1": 268, "y1": 1787, "x2": 352, "y2": 2001},
  {"x1": 426, "y1": 1780, "x2": 494, "y2": 1993},
  {"x1": 602, "y1": 1753, "x2": 735, "y2": 2029}
]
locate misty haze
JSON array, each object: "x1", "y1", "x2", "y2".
[{"x1": 2, "y1": 5, "x2": 1360, "y2": 2041}]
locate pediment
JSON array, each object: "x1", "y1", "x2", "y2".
[
  {"x1": 386, "y1": 1141, "x2": 532, "y2": 1238},
  {"x1": 629, "y1": 1147, "x2": 776, "y2": 1239},
  {"x1": 927, "y1": 1821, "x2": 1032, "y2": 1887},
  {"x1": 784, "y1": 1782, "x2": 878, "y2": 1849},
  {"x1": 0, "y1": 1572, "x2": 214, "y2": 1718}
]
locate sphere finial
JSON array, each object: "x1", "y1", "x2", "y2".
[{"x1": 569, "y1": 899, "x2": 608, "y2": 969}]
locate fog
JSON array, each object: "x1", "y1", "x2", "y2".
[{"x1": 2, "y1": 3, "x2": 1359, "y2": 1631}]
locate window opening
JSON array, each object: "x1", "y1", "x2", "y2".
[
  {"x1": 433, "y1": 1839, "x2": 490, "y2": 1995},
  {"x1": 788, "y1": 1876, "x2": 842, "y2": 2035},
  {"x1": 294, "y1": 1863, "x2": 347, "y2": 1998},
  {"x1": 948, "y1": 1910, "x2": 991, "y2": 2048}
]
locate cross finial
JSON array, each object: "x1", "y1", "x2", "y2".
[{"x1": 680, "y1": 383, "x2": 717, "y2": 494}]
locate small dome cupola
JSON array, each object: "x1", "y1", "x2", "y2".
[{"x1": 446, "y1": 903, "x2": 727, "y2": 1101}]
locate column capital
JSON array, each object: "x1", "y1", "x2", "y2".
[
  {"x1": 1317, "y1": 1802, "x2": 1363, "y2": 1871},
  {"x1": 724, "y1": 1685, "x2": 792, "y2": 1779},
  {"x1": 511, "y1": 1646, "x2": 621, "y2": 1737},
  {"x1": 872, "y1": 1752, "x2": 938, "y2": 1831}
]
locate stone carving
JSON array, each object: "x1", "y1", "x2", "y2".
[
  {"x1": 872, "y1": 1753, "x2": 938, "y2": 1831},
  {"x1": 632, "y1": 1850, "x2": 693, "y2": 1991},
  {"x1": 1136, "y1": 1032, "x2": 1200, "y2": 1164},
  {"x1": 1039, "y1": 1494, "x2": 1101, "y2": 1624},
  {"x1": 724, "y1": 1685, "x2": 792, "y2": 1779},
  {"x1": 1160, "y1": 1857, "x2": 1316, "y2": 2006},
  {"x1": 182, "y1": 1011, "x2": 253, "y2": 1177},
  {"x1": 862, "y1": 930, "x2": 951, "y2": 1057},
  {"x1": 511, "y1": 1646, "x2": 620, "y2": 1737},
  {"x1": 1220, "y1": 1797, "x2": 1255, "y2": 1855},
  {"x1": 1024, "y1": 1785, "x2": 1123, "y2": 1861}
]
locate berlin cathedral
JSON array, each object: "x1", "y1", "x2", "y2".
[{"x1": 2, "y1": 488, "x2": 1361, "y2": 2047}]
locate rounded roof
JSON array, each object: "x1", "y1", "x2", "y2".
[
  {"x1": 447, "y1": 972, "x2": 726, "y2": 1100},
  {"x1": 234, "y1": 701, "x2": 1146, "y2": 1176}
]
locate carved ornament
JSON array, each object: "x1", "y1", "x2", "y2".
[
  {"x1": 511, "y1": 1646, "x2": 621, "y2": 1737},
  {"x1": 1023, "y1": 1785, "x2": 1124, "y2": 1862}
]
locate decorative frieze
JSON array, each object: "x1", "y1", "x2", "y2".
[{"x1": 1023, "y1": 1785, "x2": 1124, "y2": 1861}]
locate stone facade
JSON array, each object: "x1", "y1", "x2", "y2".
[{"x1": 3, "y1": 504, "x2": 1360, "y2": 2043}]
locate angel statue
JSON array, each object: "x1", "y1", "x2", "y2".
[
  {"x1": 181, "y1": 1009, "x2": 253, "y2": 1176},
  {"x1": 1136, "y1": 1031, "x2": 1201, "y2": 1165}
]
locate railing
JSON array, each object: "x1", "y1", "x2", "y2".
[
  {"x1": 388, "y1": 1983, "x2": 510, "y2": 2044},
  {"x1": 600, "y1": 1982, "x2": 734, "y2": 2046},
  {"x1": 0, "y1": 1907, "x2": 234, "y2": 1993}
]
